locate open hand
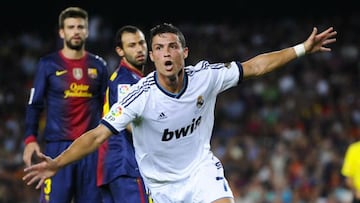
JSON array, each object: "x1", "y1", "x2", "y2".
[{"x1": 22, "y1": 153, "x2": 58, "y2": 189}]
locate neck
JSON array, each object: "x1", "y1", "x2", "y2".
[
  {"x1": 61, "y1": 47, "x2": 85, "y2": 60},
  {"x1": 121, "y1": 60, "x2": 144, "y2": 76},
  {"x1": 159, "y1": 69, "x2": 184, "y2": 94}
]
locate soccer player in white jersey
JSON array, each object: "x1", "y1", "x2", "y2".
[{"x1": 23, "y1": 23, "x2": 337, "y2": 203}]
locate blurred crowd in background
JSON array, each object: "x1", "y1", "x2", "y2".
[{"x1": 0, "y1": 12, "x2": 359, "y2": 203}]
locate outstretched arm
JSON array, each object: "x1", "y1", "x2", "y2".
[
  {"x1": 241, "y1": 27, "x2": 337, "y2": 79},
  {"x1": 22, "y1": 124, "x2": 112, "y2": 189}
]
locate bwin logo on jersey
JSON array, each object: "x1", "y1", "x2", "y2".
[{"x1": 161, "y1": 116, "x2": 202, "y2": 141}]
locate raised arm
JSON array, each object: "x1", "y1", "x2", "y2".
[
  {"x1": 23, "y1": 124, "x2": 112, "y2": 189},
  {"x1": 241, "y1": 27, "x2": 337, "y2": 79}
]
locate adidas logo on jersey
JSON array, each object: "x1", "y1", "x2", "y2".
[
  {"x1": 158, "y1": 112, "x2": 167, "y2": 120},
  {"x1": 161, "y1": 116, "x2": 202, "y2": 141}
]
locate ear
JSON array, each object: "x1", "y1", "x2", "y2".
[
  {"x1": 84, "y1": 29, "x2": 89, "y2": 39},
  {"x1": 115, "y1": 46, "x2": 124, "y2": 57},
  {"x1": 183, "y1": 47, "x2": 189, "y2": 59},
  {"x1": 149, "y1": 51, "x2": 154, "y2": 62},
  {"x1": 59, "y1": 29, "x2": 65, "y2": 39}
]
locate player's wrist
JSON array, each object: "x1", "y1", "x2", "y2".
[
  {"x1": 24, "y1": 135, "x2": 37, "y2": 145},
  {"x1": 293, "y1": 43, "x2": 306, "y2": 58}
]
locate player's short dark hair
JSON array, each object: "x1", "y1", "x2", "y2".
[
  {"x1": 115, "y1": 25, "x2": 142, "y2": 49},
  {"x1": 58, "y1": 7, "x2": 88, "y2": 29},
  {"x1": 149, "y1": 23, "x2": 186, "y2": 51}
]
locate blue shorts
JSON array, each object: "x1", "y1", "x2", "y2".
[
  {"x1": 39, "y1": 141, "x2": 101, "y2": 203},
  {"x1": 100, "y1": 176, "x2": 151, "y2": 203}
]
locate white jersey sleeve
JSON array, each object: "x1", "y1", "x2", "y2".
[
  {"x1": 186, "y1": 60, "x2": 243, "y2": 96},
  {"x1": 102, "y1": 75, "x2": 153, "y2": 133}
]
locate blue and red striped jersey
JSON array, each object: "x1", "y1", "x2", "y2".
[
  {"x1": 24, "y1": 51, "x2": 108, "y2": 142},
  {"x1": 97, "y1": 60, "x2": 143, "y2": 186}
]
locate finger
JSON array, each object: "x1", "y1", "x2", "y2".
[
  {"x1": 317, "y1": 27, "x2": 335, "y2": 39},
  {"x1": 320, "y1": 47, "x2": 331, "y2": 52},
  {"x1": 24, "y1": 159, "x2": 31, "y2": 167},
  {"x1": 312, "y1": 27, "x2": 318, "y2": 35},
  {"x1": 24, "y1": 161, "x2": 46, "y2": 172},
  {"x1": 319, "y1": 27, "x2": 333, "y2": 35},
  {"x1": 26, "y1": 174, "x2": 40, "y2": 186},
  {"x1": 24, "y1": 170, "x2": 42, "y2": 182},
  {"x1": 310, "y1": 27, "x2": 318, "y2": 38},
  {"x1": 24, "y1": 165, "x2": 36, "y2": 172},
  {"x1": 23, "y1": 170, "x2": 38, "y2": 183},
  {"x1": 22, "y1": 172, "x2": 31, "y2": 181},
  {"x1": 28, "y1": 174, "x2": 46, "y2": 189},
  {"x1": 23, "y1": 154, "x2": 30, "y2": 163},
  {"x1": 23, "y1": 152, "x2": 33, "y2": 167},
  {"x1": 322, "y1": 38, "x2": 337, "y2": 46},
  {"x1": 326, "y1": 27, "x2": 334, "y2": 33},
  {"x1": 327, "y1": 31, "x2": 337, "y2": 38},
  {"x1": 36, "y1": 178, "x2": 45, "y2": 189}
]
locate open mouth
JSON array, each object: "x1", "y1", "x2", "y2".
[
  {"x1": 164, "y1": 61, "x2": 173, "y2": 71},
  {"x1": 165, "y1": 61, "x2": 172, "y2": 66}
]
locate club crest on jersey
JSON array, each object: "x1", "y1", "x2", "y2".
[
  {"x1": 196, "y1": 96, "x2": 204, "y2": 108},
  {"x1": 73, "y1": 68, "x2": 83, "y2": 80},
  {"x1": 88, "y1": 68, "x2": 98, "y2": 79}
]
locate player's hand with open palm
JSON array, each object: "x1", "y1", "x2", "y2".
[
  {"x1": 23, "y1": 152, "x2": 59, "y2": 189},
  {"x1": 304, "y1": 27, "x2": 337, "y2": 54}
]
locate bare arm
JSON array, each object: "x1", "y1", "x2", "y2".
[
  {"x1": 54, "y1": 124, "x2": 112, "y2": 168},
  {"x1": 241, "y1": 27, "x2": 337, "y2": 79},
  {"x1": 23, "y1": 124, "x2": 112, "y2": 189}
]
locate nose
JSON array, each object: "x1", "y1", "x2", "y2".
[{"x1": 163, "y1": 47, "x2": 171, "y2": 57}]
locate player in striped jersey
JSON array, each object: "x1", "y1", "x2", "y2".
[
  {"x1": 22, "y1": 7, "x2": 108, "y2": 203},
  {"x1": 97, "y1": 25, "x2": 150, "y2": 203},
  {"x1": 23, "y1": 23, "x2": 336, "y2": 203}
]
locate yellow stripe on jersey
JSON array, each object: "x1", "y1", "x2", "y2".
[
  {"x1": 102, "y1": 71, "x2": 118, "y2": 116},
  {"x1": 102, "y1": 87, "x2": 110, "y2": 116},
  {"x1": 110, "y1": 71, "x2": 118, "y2": 81}
]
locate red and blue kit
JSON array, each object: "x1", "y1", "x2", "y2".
[
  {"x1": 24, "y1": 50, "x2": 108, "y2": 203},
  {"x1": 97, "y1": 60, "x2": 149, "y2": 203}
]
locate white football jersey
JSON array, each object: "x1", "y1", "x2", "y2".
[{"x1": 102, "y1": 60, "x2": 243, "y2": 187}]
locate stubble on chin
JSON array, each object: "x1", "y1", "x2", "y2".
[{"x1": 168, "y1": 75, "x2": 176, "y2": 82}]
